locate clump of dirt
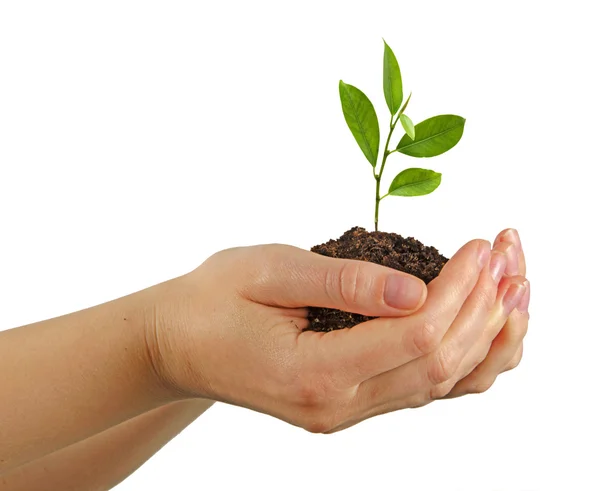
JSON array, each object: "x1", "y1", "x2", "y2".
[{"x1": 305, "y1": 226, "x2": 448, "y2": 332}]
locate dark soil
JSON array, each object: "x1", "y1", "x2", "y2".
[{"x1": 305, "y1": 226, "x2": 448, "y2": 332}]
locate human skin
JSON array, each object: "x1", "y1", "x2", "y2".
[
  {"x1": 444, "y1": 228, "x2": 529, "y2": 398},
  {"x1": 0, "y1": 229, "x2": 529, "y2": 483},
  {"x1": 0, "y1": 399, "x2": 213, "y2": 491}
]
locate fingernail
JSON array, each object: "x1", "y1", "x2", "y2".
[
  {"x1": 384, "y1": 275, "x2": 425, "y2": 310},
  {"x1": 493, "y1": 241, "x2": 518, "y2": 276},
  {"x1": 478, "y1": 241, "x2": 491, "y2": 269},
  {"x1": 489, "y1": 251, "x2": 507, "y2": 284},
  {"x1": 504, "y1": 243, "x2": 519, "y2": 276},
  {"x1": 503, "y1": 229, "x2": 522, "y2": 252},
  {"x1": 503, "y1": 282, "x2": 527, "y2": 312},
  {"x1": 517, "y1": 280, "x2": 530, "y2": 313}
]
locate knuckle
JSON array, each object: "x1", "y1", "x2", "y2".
[
  {"x1": 410, "y1": 394, "x2": 432, "y2": 409},
  {"x1": 476, "y1": 282, "x2": 497, "y2": 311},
  {"x1": 332, "y1": 261, "x2": 363, "y2": 308},
  {"x1": 301, "y1": 412, "x2": 336, "y2": 434},
  {"x1": 303, "y1": 421, "x2": 327, "y2": 434},
  {"x1": 429, "y1": 381, "x2": 455, "y2": 400},
  {"x1": 293, "y1": 393, "x2": 332, "y2": 434},
  {"x1": 412, "y1": 317, "x2": 440, "y2": 356},
  {"x1": 474, "y1": 344, "x2": 491, "y2": 366},
  {"x1": 506, "y1": 348, "x2": 524, "y2": 371},
  {"x1": 294, "y1": 374, "x2": 326, "y2": 410},
  {"x1": 473, "y1": 353, "x2": 486, "y2": 367},
  {"x1": 363, "y1": 377, "x2": 385, "y2": 404},
  {"x1": 298, "y1": 405, "x2": 336, "y2": 435},
  {"x1": 243, "y1": 244, "x2": 273, "y2": 263},
  {"x1": 226, "y1": 245, "x2": 275, "y2": 289},
  {"x1": 469, "y1": 378, "x2": 495, "y2": 394},
  {"x1": 202, "y1": 247, "x2": 242, "y2": 274},
  {"x1": 504, "y1": 321, "x2": 528, "y2": 347},
  {"x1": 517, "y1": 320, "x2": 529, "y2": 340},
  {"x1": 291, "y1": 369, "x2": 345, "y2": 434},
  {"x1": 428, "y1": 345, "x2": 459, "y2": 385}
]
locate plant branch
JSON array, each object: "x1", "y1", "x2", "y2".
[{"x1": 374, "y1": 114, "x2": 400, "y2": 231}]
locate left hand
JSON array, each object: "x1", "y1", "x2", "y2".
[{"x1": 443, "y1": 228, "x2": 530, "y2": 398}]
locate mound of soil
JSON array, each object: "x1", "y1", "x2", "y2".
[{"x1": 305, "y1": 226, "x2": 448, "y2": 332}]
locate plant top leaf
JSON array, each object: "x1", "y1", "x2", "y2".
[
  {"x1": 339, "y1": 80, "x2": 380, "y2": 167},
  {"x1": 397, "y1": 114, "x2": 465, "y2": 157},
  {"x1": 383, "y1": 40, "x2": 403, "y2": 115},
  {"x1": 399, "y1": 113, "x2": 415, "y2": 140},
  {"x1": 388, "y1": 168, "x2": 442, "y2": 196}
]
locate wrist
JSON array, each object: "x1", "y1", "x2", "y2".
[{"x1": 136, "y1": 276, "x2": 197, "y2": 402}]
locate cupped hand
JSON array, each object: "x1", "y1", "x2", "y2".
[
  {"x1": 144, "y1": 234, "x2": 527, "y2": 433},
  {"x1": 443, "y1": 228, "x2": 530, "y2": 398}
]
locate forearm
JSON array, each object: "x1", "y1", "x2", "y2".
[
  {"x1": 0, "y1": 399, "x2": 213, "y2": 491},
  {"x1": 0, "y1": 280, "x2": 180, "y2": 472}
]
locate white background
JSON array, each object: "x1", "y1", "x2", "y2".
[{"x1": 1, "y1": 1, "x2": 598, "y2": 490}]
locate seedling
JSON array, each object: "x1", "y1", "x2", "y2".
[{"x1": 339, "y1": 40, "x2": 466, "y2": 231}]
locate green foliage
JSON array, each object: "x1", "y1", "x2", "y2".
[
  {"x1": 383, "y1": 40, "x2": 403, "y2": 115},
  {"x1": 399, "y1": 114, "x2": 415, "y2": 140},
  {"x1": 389, "y1": 168, "x2": 441, "y2": 196},
  {"x1": 339, "y1": 81, "x2": 380, "y2": 167},
  {"x1": 397, "y1": 115, "x2": 465, "y2": 157},
  {"x1": 338, "y1": 41, "x2": 466, "y2": 231}
]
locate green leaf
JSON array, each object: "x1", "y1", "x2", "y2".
[
  {"x1": 399, "y1": 113, "x2": 415, "y2": 140},
  {"x1": 339, "y1": 80, "x2": 380, "y2": 167},
  {"x1": 383, "y1": 41, "x2": 403, "y2": 115},
  {"x1": 388, "y1": 168, "x2": 442, "y2": 196},
  {"x1": 397, "y1": 115, "x2": 465, "y2": 157}
]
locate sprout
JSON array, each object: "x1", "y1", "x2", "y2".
[{"x1": 339, "y1": 40, "x2": 466, "y2": 231}]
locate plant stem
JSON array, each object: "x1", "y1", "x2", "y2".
[
  {"x1": 373, "y1": 94, "x2": 413, "y2": 231},
  {"x1": 374, "y1": 113, "x2": 401, "y2": 231},
  {"x1": 374, "y1": 176, "x2": 382, "y2": 231}
]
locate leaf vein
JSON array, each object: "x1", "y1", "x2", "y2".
[{"x1": 398, "y1": 121, "x2": 463, "y2": 151}]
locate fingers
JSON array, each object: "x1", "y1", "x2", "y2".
[
  {"x1": 445, "y1": 279, "x2": 530, "y2": 398},
  {"x1": 438, "y1": 275, "x2": 527, "y2": 398},
  {"x1": 419, "y1": 239, "x2": 491, "y2": 339},
  {"x1": 320, "y1": 239, "x2": 490, "y2": 393},
  {"x1": 351, "y1": 242, "x2": 510, "y2": 412},
  {"x1": 494, "y1": 228, "x2": 525, "y2": 276},
  {"x1": 240, "y1": 244, "x2": 427, "y2": 316},
  {"x1": 504, "y1": 342, "x2": 524, "y2": 372},
  {"x1": 493, "y1": 241, "x2": 519, "y2": 277},
  {"x1": 424, "y1": 250, "x2": 510, "y2": 385},
  {"x1": 440, "y1": 228, "x2": 528, "y2": 398}
]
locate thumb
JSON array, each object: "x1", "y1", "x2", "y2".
[{"x1": 243, "y1": 244, "x2": 427, "y2": 316}]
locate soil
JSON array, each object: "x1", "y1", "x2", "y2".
[{"x1": 305, "y1": 226, "x2": 448, "y2": 332}]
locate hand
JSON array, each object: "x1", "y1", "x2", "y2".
[
  {"x1": 144, "y1": 235, "x2": 526, "y2": 433},
  {"x1": 444, "y1": 229, "x2": 530, "y2": 397}
]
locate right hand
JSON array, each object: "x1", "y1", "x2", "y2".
[
  {"x1": 443, "y1": 228, "x2": 530, "y2": 399},
  {"x1": 145, "y1": 235, "x2": 526, "y2": 433}
]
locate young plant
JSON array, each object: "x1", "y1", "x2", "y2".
[{"x1": 339, "y1": 40, "x2": 466, "y2": 231}]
